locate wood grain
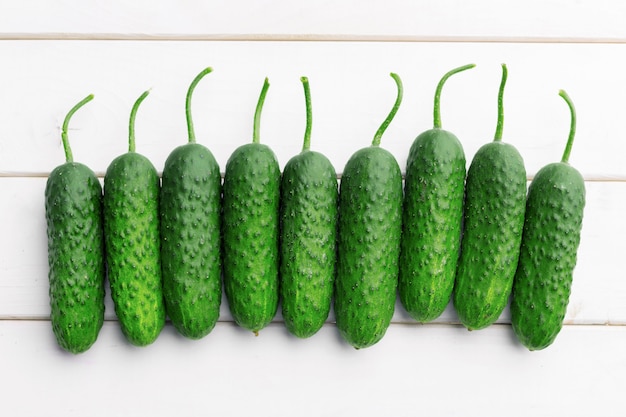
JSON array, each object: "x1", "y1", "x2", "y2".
[
  {"x1": 1, "y1": 3, "x2": 625, "y2": 416},
  {"x1": 1, "y1": 321, "x2": 625, "y2": 417},
  {"x1": 0, "y1": 41, "x2": 623, "y2": 179},
  {"x1": 0, "y1": 1, "x2": 625, "y2": 42}
]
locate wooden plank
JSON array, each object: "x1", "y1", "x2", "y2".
[
  {"x1": 2, "y1": 177, "x2": 623, "y2": 325},
  {"x1": 0, "y1": 41, "x2": 623, "y2": 179},
  {"x1": 0, "y1": 4, "x2": 624, "y2": 416},
  {"x1": 1, "y1": 320, "x2": 625, "y2": 417},
  {"x1": 0, "y1": 1, "x2": 625, "y2": 42}
]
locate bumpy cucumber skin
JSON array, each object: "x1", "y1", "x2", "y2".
[
  {"x1": 335, "y1": 146, "x2": 403, "y2": 349},
  {"x1": 222, "y1": 143, "x2": 281, "y2": 334},
  {"x1": 104, "y1": 152, "x2": 165, "y2": 346},
  {"x1": 160, "y1": 143, "x2": 222, "y2": 339},
  {"x1": 511, "y1": 163, "x2": 585, "y2": 350},
  {"x1": 399, "y1": 129, "x2": 466, "y2": 323},
  {"x1": 45, "y1": 163, "x2": 105, "y2": 354},
  {"x1": 454, "y1": 141, "x2": 526, "y2": 330},
  {"x1": 280, "y1": 150, "x2": 338, "y2": 338}
]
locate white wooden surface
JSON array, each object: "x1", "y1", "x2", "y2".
[{"x1": 2, "y1": 2, "x2": 626, "y2": 416}]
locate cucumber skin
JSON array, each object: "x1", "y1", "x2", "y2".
[
  {"x1": 160, "y1": 143, "x2": 222, "y2": 339},
  {"x1": 280, "y1": 150, "x2": 338, "y2": 338},
  {"x1": 454, "y1": 141, "x2": 527, "y2": 330},
  {"x1": 45, "y1": 163, "x2": 105, "y2": 354},
  {"x1": 399, "y1": 129, "x2": 466, "y2": 323},
  {"x1": 335, "y1": 146, "x2": 403, "y2": 349},
  {"x1": 511, "y1": 163, "x2": 585, "y2": 350},
  {"x1": 222, "y1": 143, "x2": 281, "y2": 334},
  {"x1": 103, "y1": 152, "x2": 165, "y2": 346}
]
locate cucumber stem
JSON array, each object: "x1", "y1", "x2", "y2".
[
  {"x1": 559, "y1": 89, "x2": 577, "y2": 164},
  {"x1": 372, "y1": 72, "x2": 403, "y2": 147},
  {"x1": 494, "y1": 63, "x2": 508, "y2": 142},
  {"x1": 128, "y1": 90, "x2": 150, "y2": 153},
  {"x1": 301, "y1": 76, "x2": 312, "y2": 152},
  {"x1": 253, "y1": 78, "x2": 270, "y2": 144},
  {"x1": 61, "y1": 94, "x2": 94, "y2": 163},
  {"x1": 186, "y1": 67, "x2": 213, "y2": 144},
  {"x1": 433, "y1": 63, "x2": 475, "y2": 129}
]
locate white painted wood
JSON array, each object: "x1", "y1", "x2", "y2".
[
  {"x1": 1, "y1": 3, "x2": 625, "y2": 416},
  {"x1": 2, "y1": 177, "x2": 623, "y2": 326},
  {"x1": 1, "y1": 321, "x2": 625, "y2": 417},
  {"x1": 0, "y1": 0, "x2": 625, "y2": 42},
  {"x1": 0, "y1": 41, "x2": 624, "y2": 179}
]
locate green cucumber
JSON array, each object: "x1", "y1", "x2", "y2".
[
  {"x1": 160, "y1": 67, "x2": 222, "y2": 339},
  {"x1": 335, "y1": 73, "x2": 404, "y2": 349},
  {"x1": 222, "y1": 78, "x2": 280, "y2": 335},
  {"x1": 511, "y1": 90, "x2": 585, "y2": 350},
  {"x1": 280, "y1": 76, "x2": 338, "y2": 338},
  {"x1": 45, "y1": 94, "x2": 105, "y2": 354},
  {"x1": 399, "y1": 64, "x2": 474, "y2": 323},
  {"x1": 103, "y1": 90, "x2": 165, "y2": 346},
  {"x1": 454, "y1": 64, "x2": 527, "y2": 330}
]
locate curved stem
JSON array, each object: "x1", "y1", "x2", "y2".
[
  {"x1": 253, "y1": 78, "x2": 270, "y2": 144},
  {"x1": 559, "y1": 89, "x2": 577, "y2": 163},
  {"x1": 372, "y1": 72, "x2": 403, "y2": 147},
  {"x1": 129, "y1": 90, "x2": 150, "y2": 153},
  {"x1": 301, "y1": 76, "x2": 312, "y2": 152},
  {"x1": 186, "y1": 67, "x2": 213, "y2": 144},
  {"x1": 61, "y1": 94, "x2": 94, "y2": 163},
  {"x1": 494, "y1": 63, "x2": 508, "y2": 142},
  {"x1": 433, "y1": 63, "x2": 475, "y2": 129}
]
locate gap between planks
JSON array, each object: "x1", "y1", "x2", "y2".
[
  {"x1": 1, "y1": 172, "x2": 625, "y2": 183},
  {"x1": 2, "y1": 33, "x2": 626, "y2": 44},
  {"x1": 0, "y1": 317, "x2": 623, "y2": 327}
]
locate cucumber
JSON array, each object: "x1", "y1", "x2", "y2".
[
  {"x1": 103, "y1": 90, "x2": 165, "y2": 346},
  {"x1": 160, "y1": 68, "x2": 222, "y2": 339},
  {"x1": 222, "y1": 78, "x2": 281, "y2": 335},
  {"x1": 280, "y1": 76, "x2": 338, "y2": 338},
  {"x1": 454, "y1": 64, "x2": 527, "y2": 330},
  {"x1": 399, "y1": 64, "x2": 474, "y2": 323},
  {"x1": 335, "y1": 73, "x2": 404, "y2": 349},
  {"x1": 45, "y1": 94, "x2": 105, "y2": 354},
  {"x1": 511, "y1": 90, "x2": 585, "y2": 350}
]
